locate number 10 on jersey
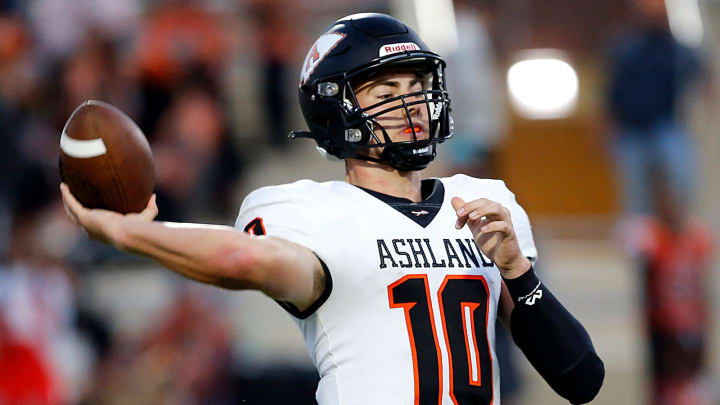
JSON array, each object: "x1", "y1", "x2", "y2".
[{"x1": 388, "y1": 275, "x2": 494, "y2": 405}]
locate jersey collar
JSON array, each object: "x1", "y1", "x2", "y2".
[{"x1": 356, "y1": 179, "x2": 444, "y2": 228}]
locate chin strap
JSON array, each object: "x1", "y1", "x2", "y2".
[
  {"x1": 289, "y1": 130, "x2": 435, "y2": 172},
  {"x1": 349, "y1": 145, "x2": 434, "y2": 172},
  {"x1": 380, "y1": 143, "x2": 435, "y2": 171}
]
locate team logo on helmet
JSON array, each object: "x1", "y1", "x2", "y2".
[{"x1": 300, "y1": 32, "x2": 346, "y2": 85}]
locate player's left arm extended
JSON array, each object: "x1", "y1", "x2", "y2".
[{"x1": 453, "y1": 197, "x2": 604, "y2": 404}]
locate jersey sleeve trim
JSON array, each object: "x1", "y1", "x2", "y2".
[{"x1": 275, "y1": 253, "x2": 333, "y2": 319}]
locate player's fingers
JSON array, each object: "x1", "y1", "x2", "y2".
[
  {"x1": 148, "y1": 194, "x2": 158, "y2": 212},
  {"x1": 479, "y1": 220, "x2": 514, "y2": 238},
  {"x1": 460, "y1": 199, "x2": 494, "y2": 216},
  {"x1": 455, "y1": 198, "x2": 502, "y2": 230},
  {"x1": 451, "y1": 196, "x2": 465, "y2": 211},
  {"x1": 62, "y1": 200, "x2": 78, "y2": 225},
  {"x1": 60, "y1": 183, "x2": 85, "y2": 222},
  {"x1": 465, "y1": 200, "x2": 508, "y2": 222},
  {"x1": 139, "y1": 194, "x2": 159, "y2": 221},
  {"x1": 453, "y1": 198, "x2": 510, "y2": 230},
  {"x1": 467, "y1": 210, "x2": 491, "y2": 229},
  {"x1": 456, "y1": 216, "x2": 468, "y2": 229},
  {"x1": 452, "y1": 197, "x2": 467, "y2": 229}
]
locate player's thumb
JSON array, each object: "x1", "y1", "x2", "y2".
[
  {"x1": 139, "y1": 194, "x2": 159, "y2": 221},
  {"x1": 451, "y1": 197, "x2": 465, "y2": 213}
]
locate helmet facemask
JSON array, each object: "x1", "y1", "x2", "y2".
[
  {"x1": 339, "y1": 57, "x2": 452, "y2": 171},
  {"x1": 345, "y1": 66, "x2": 447, "y2": 171}
]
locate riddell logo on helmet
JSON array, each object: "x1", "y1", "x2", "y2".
[{"x1": 379, "y1": 42, "x2": 419, "y2": 57}]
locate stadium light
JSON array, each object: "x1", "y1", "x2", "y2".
[
  {"x1": 665, "y1": 0, "x2": 704, "y2": 48},
  {"x1": 506, "y1": 50, "x2": 579, "y2": 120}
]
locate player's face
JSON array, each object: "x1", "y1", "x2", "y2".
[{"x1": 354, "y1": 71, "x2": 430, "y2": 148}]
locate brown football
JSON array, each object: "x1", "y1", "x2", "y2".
[{"x1": 59, "y1": 100, "x2": 155, "y2": 214}]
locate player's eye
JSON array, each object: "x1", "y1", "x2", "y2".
[
  {"x1": 377, "y1": 93, "x2": 393, "y2": 100},
  {"x1": 409, "y1": 80, "x2": 423, "y2": 92}
]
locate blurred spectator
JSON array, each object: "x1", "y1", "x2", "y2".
[
  {"x1": 134, "y1": 0, "x2": 228, "y2": 138},
  {"x1": 622, "y1": 174, "x2": 715, "y2": 405},
  {"x1": 58, "y1": 33, "x2": 139, "y2": 126},
  {"x1": 251, "y1": 0, "x2": 305, "y2": 149},
  {"x1": 152, "y1": 83, "x2": 244, "y2": 222},
  {"x1": 444, "y1": 0, "x2": 505, "y2": 178},
  {"x1": 0, "y1": 1, "x2": 270, "y2": 404},
  {"x1": 84, "y1": 286, "x2": 236, "y2": 405},
  {"x1": 0, "y1": 199, "x2": 97, "y2": 404},
  {"x1": 0, "y1": 0, "x2": 20, "y2": 13},
  {"x1": 0, "y1": 314, "x2": 60, "y2": 405},
  {"x1": 609, "y1": 5, "x2": 714, "y2": 397},
  {"x1": 0, "y1": 11, "x2": 40, "y2": 258},
  {"x1": 0, "y1": 13, "x2": 20, "y2": 256},
  {"x1": 131, "y1": 1, "x2": 244, "y2": 223},
  {"x1": 28, "y1": 0, "x2": 140, "y2": 68},
  {"x1": 606, "y1": 0, "x2": 702, "y2": 216}
]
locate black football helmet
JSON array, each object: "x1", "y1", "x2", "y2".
[{"x1": 290, "y1": 13, "x2": 453, "y2": 171}]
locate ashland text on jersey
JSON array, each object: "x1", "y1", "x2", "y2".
[{"x1": 377, "y1": 238, "x2": 494, "y2": 269}]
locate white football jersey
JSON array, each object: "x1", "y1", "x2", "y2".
[{"x1": 235, "y1": 174, "x2": 537, "y2": 405}]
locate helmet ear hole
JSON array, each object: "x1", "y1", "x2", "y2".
[{"x1": 311, "y1": 113, "x2": 330, "y2": 129}]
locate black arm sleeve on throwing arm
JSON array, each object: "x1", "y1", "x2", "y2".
[{"x1": 504, "y1": 268, "x2": 605, "y2": 404}]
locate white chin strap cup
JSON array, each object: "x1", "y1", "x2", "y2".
[{"x1": 316, "y1": 146, "x2": 343, "y2": 162}]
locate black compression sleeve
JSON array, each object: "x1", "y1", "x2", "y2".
[{"x1": 504, "y1": 268, "x2": 605, "y2": 404}]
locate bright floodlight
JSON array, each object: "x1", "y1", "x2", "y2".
[
  {"x1": 507, "y1": 53, "x2": 579, "y2": 120},
  {"x1": 665, "y1": 0, "x2": 704, "y2": 48}
]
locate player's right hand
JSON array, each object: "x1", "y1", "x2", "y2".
[{"x1": 60, "y1": 183, "x2": 158, "y2": 247}]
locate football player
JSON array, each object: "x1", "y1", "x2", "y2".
[{"x1": 61, "y1": 13, "x2": 604, "y2": 404}]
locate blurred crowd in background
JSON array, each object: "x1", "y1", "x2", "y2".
[
  {"x1": 0, "y1": 0, "x2": 717, "y2": 404},
  {"x1": 0, "y1": 0, "x2": 321, "y2": 403}
]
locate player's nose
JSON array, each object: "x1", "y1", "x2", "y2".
[{"x1": 406, "y1": 97, "x2": 426, "y2": 119}]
